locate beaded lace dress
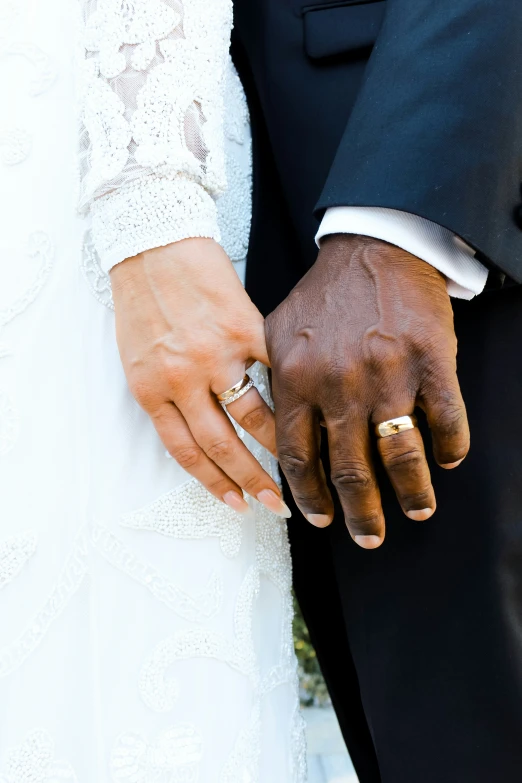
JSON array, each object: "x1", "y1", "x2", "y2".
[{"x1": 0, "y1": 0, "x2": 306, "y2": 780}]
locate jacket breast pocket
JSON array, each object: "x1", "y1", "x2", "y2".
[{"x1": 303, "y1": 0, "x2": 386, "y2": 60}]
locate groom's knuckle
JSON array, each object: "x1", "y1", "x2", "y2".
[
  {"x1": 436, "y1": 401, "x2": 466, "y2": 439},
  {"x1": 278, "y1": 451, "x2": 310, "y2": 481},
  {"x1": 331, "y1": 461, "x2": 373, "y2": 494},
  {"x1": 364, "y1": 336, "x2": 398, "y2": 373},
  {"x1": 384, "y1": 446, "x2": 424, "y2": 473},
  {"x1": 346, "y1": 512, "x2": 382, "y2": 536},
  {"x1": 293, "y1": 488, "x2": 321, "y2": 507}
]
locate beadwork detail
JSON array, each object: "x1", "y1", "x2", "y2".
[
  {"x1": 0, "y1": 729, "x2": 78, "y2": 782},
  {"x1": 218, "y1": 62, "x2": 252, "y2": 267},
  {"x1": 139, "y1": 565, "x2": 259, "y2": 713},
  {"x1": 290, "y1": 706, "x2": 308, "y2": 783},
  {"x1": 84, "y1": 0, "x2": 182, "y2": 80},
  {"x1": 217, "y1": 152, "x2": 252, "y2": 267},
  {"x1": 121, "y1": 480, "x2": 244, "y2": 559},
  {"x1": 90, "y1": 176, "x2": 220, "y2": 273},
  {"x1": 0, "y1": 531, "x2": 37, "y2": 589},
  {"x1": 81, "y1": 229, "x2": 114, "y2": 310},
  {"x1": 110, "y1": 726, "x2": 202, "y2": 782},
  {"x1": 0, "y1": 533, "x2": 88, "y2": 678},
  {"x1": 79, "y1": 57, "x2": 132, "y2": 198},
  {"x1": 134, "y1": 492, "x2": 306, "y2": 779},
  {"x1": 223, "y1": 62, "x2": 250, "y2": 147},
  {"x1": 219, "y1": 704, "x2": 261, "y2": 783},
  {"x1": 0, "y1": 232, "x2": 55, "y2": 330},
  {"x1": 93, "y1": 525, "x2": 223, "y2": 622},
  {"x1": 222, "y1": 505, "x2": 306, "y2": 781}
]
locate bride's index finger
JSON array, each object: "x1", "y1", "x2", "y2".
[
  {"x1": 179, "y1": 392, "x2": 290, "y2": 518},
  {"x1": 149, "y1": 402, "x2": 251, "y2": 514}
]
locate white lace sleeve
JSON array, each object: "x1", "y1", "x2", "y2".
[{"x1": 79, "y1": 0, "x2": 233, "y2": 272}]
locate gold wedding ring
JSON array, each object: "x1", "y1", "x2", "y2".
[
  {"x1": 375, "y1": 414, "x2": 418, "y2": 438},
  {"x1": 216, "y1": 374, "x2": 255, "y2": 406}
]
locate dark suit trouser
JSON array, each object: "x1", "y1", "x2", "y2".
[{"x1": 248, "y1": 253, "x2": 522, "y2": 781}]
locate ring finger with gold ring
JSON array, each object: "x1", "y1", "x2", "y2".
[{"x1": 374, "y1": 411, "x2": 436, "y2": 522}]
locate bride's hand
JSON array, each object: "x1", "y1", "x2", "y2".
[{"x1": 110, "y1": 238, "x2": 290, "y2": 518}]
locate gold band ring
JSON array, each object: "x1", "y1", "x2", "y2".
[
  {"x1": 216, "y1": 374, "x2": 255, "y2": 406},
  {"x1": 375, "y1": 414, "x2": 418, "y2": 439}
]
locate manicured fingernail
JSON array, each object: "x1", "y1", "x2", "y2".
[
  {"x1": 223, "y1": 491, "x2": 251, "y2": 515},
  {"x1": 441, "y1": 458, "x2": 464, "y2": 469},
  {"x1": 354, "y1": 535, "x2": 383, "y2": 549},
  {"x1": 305, "y1": 514, "x2": 332, "y2": 528},
  {"x1": 406, "y1": 508, "x2": 434, "y2": 521},
  {"x1": 257, "y1": 489, "x2": 292, "y2": 519}
]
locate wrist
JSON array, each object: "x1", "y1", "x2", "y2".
[
  {"x1": 318, "y1": 233, "x2": 447, "y2": 290},
  {"x1": 110, "y1": 238, "x2": 219, "y2": 291}
]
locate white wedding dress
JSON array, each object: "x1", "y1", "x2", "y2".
[{"x1": 0, "y1": 1, "x2": 306, "y2": 780}]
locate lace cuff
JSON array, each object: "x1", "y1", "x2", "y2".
[{"x1": 91, "y1": 176, "x2": 221, "y2": 272}]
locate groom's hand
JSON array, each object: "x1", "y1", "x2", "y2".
[{"x1": 265, "y1": 234, "x2": 470, "y2": 548}]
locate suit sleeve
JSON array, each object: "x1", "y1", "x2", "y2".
[{"x1": 315, "y1": 0, "x2": 522, "y2": 283}]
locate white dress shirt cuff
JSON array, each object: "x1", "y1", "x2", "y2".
[{"x1": 316, "y1": 206, "x2": 489, "y2": 300}]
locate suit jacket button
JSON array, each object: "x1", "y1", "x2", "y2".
[{"x1": 514, "y1": 204, "x2": 522, "y2": 230}]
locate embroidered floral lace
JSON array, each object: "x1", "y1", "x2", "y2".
[{"x1": 79, "y1": 0, "x2": 233, "y2": 271}]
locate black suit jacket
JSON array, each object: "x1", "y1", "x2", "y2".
[{"x1": 232, "y1": 0, "x2": 522, "y2": 302}]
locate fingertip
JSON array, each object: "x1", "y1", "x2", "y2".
[
  {"x1": 440, "y1": 457, "x2": 465, "y2": 470},
  {"x1": 305, "y1": 513, "x2": 333, "y2": 528},
  {"x1": 257, "y1": 488, "x2": 292, "y2": 518},
  {"x1": 223, "y1": 490, "x2": 252, "y2": 515},
  {"x1": 354, "y1": 534, "x2": 384, "y2": 549},
  {"x1": 406, "y1": 507, "x2": 435, "y2": 521}
]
